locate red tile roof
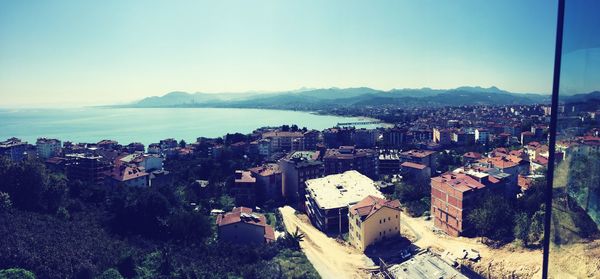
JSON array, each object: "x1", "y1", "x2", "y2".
[
  {"x1": 350, "y1": 195, "x2": 401, "y2": 221},
  {"x1": 401, "y1": 161, "x2": 427, "y2": 170}
]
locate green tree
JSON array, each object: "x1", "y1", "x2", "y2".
[
  {"x1": 467, "y1": 193, "x2": 514, "y2": 241},
  {"x1": 0, "y1": 192, "x2": 12, "y2": 212},
  {"x1": 514, "y1": 212, "x2": 530, "y2": 246},
  {"x1": 96, "y1": 269, "x2": 123, "y2": 279},
  {"x1": 0, "y1": 269, "x2": 36, "y2": 279}
]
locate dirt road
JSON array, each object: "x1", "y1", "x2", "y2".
[{"x1": 278, "y1": 206, "x2": 375, "y2": 279}]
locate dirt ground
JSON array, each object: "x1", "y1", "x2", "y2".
[
  {"x1": 279, "y1": 206, "x2": 600, "y2": 279},
  {"x1": 279, "y1": 206, "x2": 375, "y2": 279}
]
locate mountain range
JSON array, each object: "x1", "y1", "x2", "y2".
[{"x1": 118, "y1": 86, "x2": 599, "y2": 110}]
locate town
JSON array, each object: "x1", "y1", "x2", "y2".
[{"x1": 1, "y1": 102, "x2": 599, "y2": 279}]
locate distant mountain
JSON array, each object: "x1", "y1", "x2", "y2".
[
  {"x1": 562, "y1": 91, "x2": 600, "y2": 103},
  {"x1": 124, "y1": 86, "x2": 550, "y2": 109}
]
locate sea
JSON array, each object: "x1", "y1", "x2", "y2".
[{"x1": 0, "y1": 107, "x2": 383, "y2": 146}]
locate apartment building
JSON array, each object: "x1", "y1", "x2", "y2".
[
  {"x1": 323, "y1": 146, "x2": 378, "y2": 179},
  {"x1": 35, "y1": 138, "x2": 61, "y2": 159},
  {"x1": 399, "y1": 149, "x2": 438, "y2": 173},
  {"x1": 431, "y1": 173, "x2": 486, "y2": 236},
  {"x1": 348, "y1": 195, "x2": 402, "y2": 251},
  {"x1": 278, "y1": 151, "x2": 323, "y2": 203},
  {"x1": 305, "y1": 170, "x2": 383, "y2": 232},
  {"x1": 248, "y1": 163, "x2": 283, "y2": 203}
]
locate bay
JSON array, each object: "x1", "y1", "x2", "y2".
[{"x1": 0, "y1": 107, "x2": 382, "y2": 146}]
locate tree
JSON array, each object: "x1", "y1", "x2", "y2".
[
  {"x1": 514, "y1": 212, "x2": 530, "y2": 246},
  {"x1": 0, "y1": 192, "x2": 12, "y2": 212},
  {"x1": 280, "y1": 227, "x2": 305, "y2": 250},
  {"x1": 97, "y1": 269, "x2": 124, "y2": 279},
  {"x1": 0, "y1": 269, "x2": 36, "y2": 279},
  {"x1": 179, "y1": 140, "x2": 186, "y2": 148},
  {"x1": 467, "y1": 193, "x2": 514, "y2": 241}
]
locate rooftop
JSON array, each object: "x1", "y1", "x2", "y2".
[
  {"x1": 305, "y1": 170, "x2": 383, "y2": 210},
  {"x1": 350, "y1": 195, "x2": 401, "y2": 221},
  {"x1": 387, "y1": 251, "x2": 468, "y2": 279}
]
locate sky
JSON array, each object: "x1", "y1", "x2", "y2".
[{"x1": 0, "y1": 0, "x2": 561, "y2": 107}]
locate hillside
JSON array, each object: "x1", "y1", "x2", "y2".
[{"x1": 123, "y1": 86, "x2": 551, "y2": 110}]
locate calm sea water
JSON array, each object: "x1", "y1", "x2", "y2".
[{"x1": 0, "y1": 107, "x2": 381, "y2": 146}]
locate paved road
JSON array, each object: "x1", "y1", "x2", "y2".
[{"x1": 278, "y1": 206, "x2": 375, "y2": 279}]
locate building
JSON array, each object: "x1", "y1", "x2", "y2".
[
  {"x1": 305, "y1": 170, "x2": 383, "y2": 232},
  {"x1": 348, "y1": 195, "x2": 401, "y2": 251},
  {"x1": 35, "y1": 138, "x2": 61, "y2": 159},
  {"x1": 399, "y1": 149, "x2": 438, "y2": 173},
  {"x1": 521, "y1": 131, "x2": 535, "y2": 145},
  {"x1": 0, "y1": 138, "x2": 28, "y2": 161},
  {"x1": 65, "y1": 153, "x2": 111, "y2": 186},
  {"x1": 400, "y1": 162, "x2": 431, "y2": 184},
  {"x1": 386, "y1": 251, "x2": 468, "y2": 279},
  {"x1": 248, "y1": 163, "x2": 283, "y2": 203},
  {"x1": 216, "y1": 207, "x2": 275, "y2": 245},
  {"x1": 382, "y1": 127, "x2": 407, "y2": 148},
  {"x1": 262, "y1": 131, "x2": 304, "y2": 152},
  {"x1": 475, "y1": 128, "x2": 490, "y2": 144},
  {"x1": 433, "y1": 128, "x2": 453, "y2": 146},
  {"x1": 378, "y1": 150, "x2": 401, "y2": 175},
  {"x1": 462, "y1": 152, "x2": 483, "y2": 164},
  {"x1": 431, "y1": 172, "x2": 486, "y2": 236},
  {"x1": 452, "y1": 131, "x2": 475, "y2": 146},
  {"x1": 354, "y1": 128, "x2": 378, "y2": 148},
  {"x1": 278, "y1": 151, "x2": 323, "y2": 203},
  {"x1": 232, "y1": 170, "x2": 257, "y2": 207},
  {"x1": 107, "y1": 165, "x2": 149, "y2": 187},
  {"x1": 303, "y1": 130, "x2": 320, "y2": 150},
  {"x1": 323, "y1": 146, "x2": 378, "y2": 179}
]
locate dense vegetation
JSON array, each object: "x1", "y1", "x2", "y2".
[{"x1": 0, "y1": 154, "x2": 318, "y2": 279}]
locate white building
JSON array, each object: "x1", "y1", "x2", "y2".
[
  {"x1": 305, "y1": 170, "x2": 383, "y2": 232},
  {"x1": 36, "y1": 138, "x2": 61, "y2": 159}
]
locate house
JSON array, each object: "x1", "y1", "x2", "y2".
[
  {"x1": 348, "y1": 195, "x2": 402, "y2": 251},
  {"x1": 107, "y1": 165, "x2": 149, "y2": 187},
  {"x1": 305, "y1": 170, "x2": 383, "y2": 233},
  {"x1": 216, "y1": 207, "x2": 275, "y2": 245},
  {"x1": 462, "y1": 152, "x2": 482, "y2": 164}
]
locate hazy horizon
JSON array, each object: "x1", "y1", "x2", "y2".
[{"x1": 1, "y1": 0, "x2": 560, "y2": 107}]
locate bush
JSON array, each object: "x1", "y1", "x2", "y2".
[{"x1": 0, "y1": 269, "x2": 36, "y2": 279}]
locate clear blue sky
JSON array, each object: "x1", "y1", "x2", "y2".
[{"x1": 0, "y1": 0, "x2": 559, "y2": 107}]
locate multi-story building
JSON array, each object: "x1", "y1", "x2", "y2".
[
  {"x1": 382, "y1": 127, "x2": 407, "y2": 148},
  {"x1": 431, "y1": 173, "x2": 486, "y2": 236},
  {"x1": 216, "y1": 207, "x2": 275, "y2": 245},
  {"x1": 354, "y1": 128, "x2": 378, "y2": 148},
  {"x1": 348, "y1": 195, "x2": 402, "y2": 251},
  {"x1": 378, "y1": 150, "x2": 401, "y2": 175},
  {"x1": 475, "y1": 128, "x2": 490, "y2": 144},
  {"x1": 400, "y1": 162, "x2": 431, "y2": 184},
  {"x1": 232, "y1": 170, "x2": 257, "y2": 207},
  {"x1": 248, "y1": 163, "x2": 283, "y2": 203},
  {"x1": 521, "y1": 131, "x2": 535, "y2": 145},
  {"x1": 433, "y1": 128, "x2": 453, "y2": 146},
  {"x1": 262, "y1": 131, "x2": 304, "y2": 152},
  {"x1": 35, "y1": 138, "x2": 61, "y2": 159},
  {"x1": 303, "y1": 130, "x2": 320, "y2": 150},
  {"x1": 0, "y1": 138, "x2": 28, "y2": 161},
  {"x1": 305, "y1": 170, "x2": 383, "y2": 232},
  {"x1": 323, "y1": 146, "x2": 378, "y2": 179},
  {"x1": 65, "y1": 154, "x2": 111, "y2": 186},
  {"x1": 278, "y1": 151, "x2": 323, "y2": 203},
  {"x1": 399, "y1": 149, "x2": 438, "y2": 173}
]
